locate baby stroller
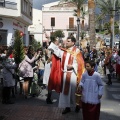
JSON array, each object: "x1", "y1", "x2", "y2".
[{"x1": 31, "y1": 70, "x2": 42, "y2": 97}]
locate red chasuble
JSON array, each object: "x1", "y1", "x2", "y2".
[
  {"x1": 48, "y1": 46, "x2": 85, "y2": 94},
  {"x1": 48, "y1": 54, "x2": 62, "y2": 93},
  {"x1": 61, "y1": 47, "x2": 85, "y2": 95}
]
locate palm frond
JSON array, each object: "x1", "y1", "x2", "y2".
[{"x1": 97, "y1": 0, "x2": 114, "y2": 17}]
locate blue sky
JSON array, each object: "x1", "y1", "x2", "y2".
[{"x1": 33, "y1": 0, "x2": 59, "y2": 10}]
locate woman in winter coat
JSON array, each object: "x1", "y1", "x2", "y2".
[{"x1": 2, "y1": 53, "x2": 17, "y2": 104}]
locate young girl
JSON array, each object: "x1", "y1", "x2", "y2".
[{"x1": 79, "y1": 60, "x2": 103, "y2": 120}]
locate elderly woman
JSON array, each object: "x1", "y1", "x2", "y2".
[{"x1": 2, "y1": 52, "x2": 17, "y2": 104}]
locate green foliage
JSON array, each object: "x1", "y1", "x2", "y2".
[
  {"x1": 98, "y1": 31, "x2": 105, "y2": 34},
  {"x1": 30, "y1": 39, "x2": 41, "y2": 51},
  {"x1": 13, "y1": 30, "x2": 25, "y2": 64},
  {"x1": 80, "y1": 31, "x2": 86, "y2": 39},
  {"x1": 104, "y1": 21, "x2": 119, "y2": 34},
  {"x1": 53, "y1": 30, "x2": 65, "y2": 38},
  {"x1": 50, "y1": 34, "x2": 56, "y2": 42},
  {"x1": 96, "y1": 0, "x2": 120, "y2": 18},
  {"x1": 115, "y1": 28, "x2": 120, "y2": 35},
  {"x1": 50, "y1": 30, "x2": 65, "y2": 42}
]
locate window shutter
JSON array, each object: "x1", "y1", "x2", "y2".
[
  {"x1": 69, "y1": 18, "x2": 74, "y2": 28},
  {"x1": 51, "y1": 17, "x2": 55, "y2": 27}
]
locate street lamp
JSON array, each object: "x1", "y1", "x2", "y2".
[
  {"x1": 111, "y1": 0, "x2": 117, "y2": 48},
  {"x1": 76, "y1": 17, "x2": 80, "y2": 48},
  {"x1": 116, "y1": 7, "x2": 120, "y2": 49}
]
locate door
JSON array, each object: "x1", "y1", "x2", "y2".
[{"x1": 0, "y1": 30, "x2": 7, "y2": 45}]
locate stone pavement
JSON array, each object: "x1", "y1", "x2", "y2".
[{"x1": 0, "y1": 75, "x2": 120, "y2": 120}]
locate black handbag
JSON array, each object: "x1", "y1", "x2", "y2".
[{"x1": 109, "y1": 65, "x2": 114, "y2": 73}]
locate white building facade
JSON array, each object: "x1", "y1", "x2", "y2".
[
  {"x1": 42, "y1": 1, "x2": 89, "y2": 45},
  {"x1": 28, "y1": 6, "x2": 43, "y2": 44},
  {"x1": 28, "y1": 0, "x2": 59, "y2": 45},
  {"x1": 0, "y1": 0, "x2": 33, "y2": 46}
]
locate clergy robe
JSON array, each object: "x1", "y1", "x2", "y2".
[
  {"x1": 79, "y1": 71, "x2": 103, "y2": 120},
  {"x1": 48, "y1": 42, "x2": 83, "y2": 108},
  {"x1": 43, "y1": 62, "x2": 51, "y2": 85}
]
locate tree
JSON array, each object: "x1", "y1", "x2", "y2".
[
  {"x1": 74, "y1": 5, "x2": 88, "y2": 39},
  {"x1": 30, "y1": 38, "x2": 41, "y2": 51},
  {"x1": 13, "y1": 30, "x2": 25, "y2": 64},
  {"x1": 50, "y1": 30, "x2": 65, "y2": 43},
  {"x1": 96, "y1": 0, "x2": 120, "y2": 47},
  {"x1": 88, "y1": 0, "x2": 96, "y2": 49},
  {"x1": 60, "y1": 0, "x2": 86, "y2": 46}
]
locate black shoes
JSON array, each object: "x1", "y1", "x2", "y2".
[
  {"x1": 2, "y1": 100, "x2": 6, "y2": 104},
  {"x1": 62, "y1": 107, "x2": 71, "y2": 114},
  {"x1": 46, "y1": 98, "x2": 53, "y2": 104},
  {"x1": 106, "y1": 82, "x2": 112, "y2": 85},
  {"x1": 2, "y1": 100, "x2": 15, "y2": 104},
  {"x1": 12, "y1": 95, "x2": 16, "y2": 98},
  {"x1": 62, "y1": 106, "x2": 80, "y2": 114},
  {"x1": 6, "y1": 100, "x2": 15, "y2": 104},
  {"x1": 75, "y1": 105, "x2": 80, "y2": 113},
  {"x1": 25, "y1": 95, "x2": 28, "y2": 99}
]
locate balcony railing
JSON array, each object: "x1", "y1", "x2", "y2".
[
  {"x1": 66, "y1": 25, "x2": 77, "y2": 31},
  {"x1": 0, "y1": 1, "x2": 17, "y2": 9}
]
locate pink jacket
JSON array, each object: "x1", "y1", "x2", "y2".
[{"x1": 22, "y1": 55, "x2": 35, "y2": 77}]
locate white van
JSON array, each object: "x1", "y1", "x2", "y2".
[
  {"x1": 114, "y1": 42, "x2": 119, "y2": 45},
  {"x1": 114, "y1": 42, "x2": 119, "y2": 49},
  {"x1": 104, "y1": 38, "x2": 110, "y2": 46}
]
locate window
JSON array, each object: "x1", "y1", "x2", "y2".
[
  {"x1": 23, "y1": 0, "x2": 28, "y2": 14},
  {"x1": 51, "y1": 17, "x2": 55, "y2": 27},
  {"x1": 30, "y1": 6, "x2": 32, "y2": 16},
  {"x1": 0, "y1": 0, "x2": 5, "y2": 7},
  {"x1": 69, "y1": 18, "x2": 74, "y2": 29},
  {"x1": 22, "y1": 0, "x2": 32, "y2": 18}
]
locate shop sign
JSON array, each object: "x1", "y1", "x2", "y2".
[{"x1": 13, "y1": 22, "x2": 23, "y2": 28}]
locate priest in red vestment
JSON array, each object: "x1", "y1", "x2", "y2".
[{"x1": 48, "y1": 36, "x2": 85, "y2": 114}]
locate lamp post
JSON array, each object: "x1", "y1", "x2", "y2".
[
  {"x1": 112, "y1": 0, "x2": 117, "y2": 48},
  {"x1": 76, "y1": 17, "x2": 80, "y2": 48},
  {"x1": 117, "y1": 7, "x2": 120, "y2": 49}
]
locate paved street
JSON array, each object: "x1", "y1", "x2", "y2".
[{"x1": 0, "y1": 75, "x2": 120, "y2": 120}]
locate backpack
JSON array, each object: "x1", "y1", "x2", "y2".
[{"x1": 18, "y1": 60, "x2": 29, "y2": 77}]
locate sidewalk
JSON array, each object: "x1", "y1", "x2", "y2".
[
  {"x1": 0, "y1": 75, "x2": 120, "y2": 120},
  {"x1": 0, "y1": 93, "x2": 83, "y2": 120}
]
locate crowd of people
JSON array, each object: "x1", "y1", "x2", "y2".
[{"x1": 0, "y1": 36, "x2": 120, "y2": 120}]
